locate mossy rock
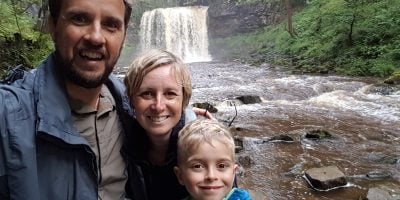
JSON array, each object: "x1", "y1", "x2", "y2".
[{"x1": 384, "y1": 71, "x2": 400, "y2": 85}]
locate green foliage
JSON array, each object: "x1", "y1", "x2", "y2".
[
  {"x1": 0, "y1": 0, "x2": 53, "y2": 78},
  {"x1": 213, "y1": 0, "x2": 400, "y2": 77},
  {"x1": 226, "y1": 0, "x2": 306, "y2": 6}
]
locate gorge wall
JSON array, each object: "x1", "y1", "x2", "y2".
[{"x1": 207, "y1": 0, "x2": 285, "y2": 39}]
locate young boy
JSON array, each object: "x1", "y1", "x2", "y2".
[{"x1": 174, "y1": 119, "x2": 252, "y2": 200}]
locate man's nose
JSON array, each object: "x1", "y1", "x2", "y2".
[{"x1": 84, "y1": 22, "x2": 106, "y2": 45}]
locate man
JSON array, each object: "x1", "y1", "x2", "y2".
[{"x1": 0, "y1": 0, "x2": 133, "y2": 199}]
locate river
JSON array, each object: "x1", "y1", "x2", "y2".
[
  {"x1": 189, "y1": 61, "x2": 399, "y2": 200},
  {"x1": 116, "y1": 61, "x2": 400, "y2": 199}
]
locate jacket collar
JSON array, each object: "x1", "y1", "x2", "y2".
[
  {"x1": 34, "y1": 53, "x2": 130, "y2": 145},
  {"x1": 122, "y1": 114, "x2": 186, "y2": 166}
]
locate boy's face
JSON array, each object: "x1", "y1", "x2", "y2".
[{"x1": 174, "y1": 140, "x2": 238, "y2": 200}]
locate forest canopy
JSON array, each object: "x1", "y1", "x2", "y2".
[
  {"x1": 215, "y1": 0, "x2": 400, "y2": 77},
  {"x1": 1, "y1": 0, "x2": 399, "y2": 79},
  {"x1": 0, "y1": 0, "x2": 53, "y2": 77}
]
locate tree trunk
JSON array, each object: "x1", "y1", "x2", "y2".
[
  {"x1": 348, "y1": 13, "x2": 355, "y2": 46},
  {"x1": 284, "y1": 0, "x2": 297, "y2": 37}
]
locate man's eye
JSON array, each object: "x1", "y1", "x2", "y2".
[
  {"x1": 103, "y1": 20, "x2": 122, "y2": 32},
  {"x1": 70, "y1": 14, "x2": 88, "y2": 25}
]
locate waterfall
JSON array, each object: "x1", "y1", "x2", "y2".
[{"x1": 139, "y1": 6, "x2": 212, "y2": 63}]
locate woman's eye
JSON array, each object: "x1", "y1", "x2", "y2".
[
  {"x1": 165, "y1": 91, "x2": 178, "y2": 98},
  {"x1": 139, "y1": 92, "x2": 153, "y2": 99}
]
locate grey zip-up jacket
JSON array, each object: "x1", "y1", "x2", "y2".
[{"x1": 0, "y1": 53, "x2": 133, "y2": 200}]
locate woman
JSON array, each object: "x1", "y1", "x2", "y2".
[{"x1": 122, "y1": 49, "x2": 211, "y2": 200}]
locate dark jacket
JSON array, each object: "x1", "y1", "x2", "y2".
[
  {"x1": 123, "y1": 116, "x2": 189, "y2": 200},
  {"x1": 0, "y1": 53, "x2": 133, "y2": 200}
]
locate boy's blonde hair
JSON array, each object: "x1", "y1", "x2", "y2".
[
  {"x1": 177, "y1": 119, "x2": 236, "y2": 164},
  {"x1": 124, "y1": 49, "x2": 192, "y2": 109}
]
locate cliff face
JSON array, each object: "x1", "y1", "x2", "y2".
[{"x1": 207, "y1": 0, "x2": 285, "y2": 38}]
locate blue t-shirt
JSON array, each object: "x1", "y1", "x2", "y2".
[{"x1": 182, "y1": 188, "x2": 252, "y2": 200}]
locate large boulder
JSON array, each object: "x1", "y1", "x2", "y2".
[
  {"x1": 366, "y1": 187, "x2": 392, "y2": 200},
  {"x1": 304, "y1": 165, "x2": 347, "y2": 191}
]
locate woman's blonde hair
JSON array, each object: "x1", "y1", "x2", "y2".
[
  {"x1": 177, "y1": 119, "x2": 235, "y2": 164},
  {"x1": 124, "y1": 49, "x2": 192, "y2": 109}
]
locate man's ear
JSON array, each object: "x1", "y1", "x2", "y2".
[
  {"x1": 47, "y1": 16, "x2": 56, "y2": 41},
  {"x1": 173, "y1": 166, "x2": 185, "y2": 185}
]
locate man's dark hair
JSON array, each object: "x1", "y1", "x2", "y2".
[{"x1": 48, "y1": 0, "x2": 132, "y2": 29}]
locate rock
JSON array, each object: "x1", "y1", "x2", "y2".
[
  {"x1": 192, "y1": 102, "x2": 218, "y2": 113},
  {"x1": 366, "y1": 187, "x2": 392, "y2": 200},
  {"x1": 304, "y1": 165, "x2": 347, "y2": 191},
  {"x1": 366, "y1": 170, "x2": 392, "y2": 180},
  {"x1": 367, "y1": 152, "x2": 399, "y2": 165},
  {"x1": 248, "y1": 189, "x2": 267, "y2": 200},
  {"x1": 235, "y1": 145, "x2": 244, "y2": 153},
  {"x1": 234, "y1": 136, "x2": 244, "y2": 153},
  {"x1": 238, "y1": 155, "x2": 253, "y2": 168},
  {"x1": 208, "y1": 0, "x2": 285, "y2": 38},
  {"x1": 236, "y1": 95, "x2": 262, "y2": 104},
  {"x1": 383, "y1": 71, "x2": 400, "y2": 85},
  {"x1": 367, "y1": 83, "x2": 400, "y2": 95},
  {"x1": 303, "y1": 129, "x2": 332, "y2": 140},
  {"x1": 265, "y1": 134, "x2": 295, "y2": 143}
]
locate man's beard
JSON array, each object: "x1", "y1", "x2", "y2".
[{"x1": 55, "y1": 51, "x2": 116, "y2": 88}]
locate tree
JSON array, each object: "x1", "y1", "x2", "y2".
[
  {"x1": 0, "y1": 0, "x2": 52, "y2": 77},
  {"x1": 283, "y1": 0, "x2": 296, "y2": 37}
]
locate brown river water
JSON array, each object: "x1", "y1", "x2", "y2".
[{"x1": 117, "y1": 61, "x2": 400, "y2": 200}]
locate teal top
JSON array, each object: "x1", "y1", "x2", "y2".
[{"x1": 182, "y1": 188, "x2": 252, "y2": 200}]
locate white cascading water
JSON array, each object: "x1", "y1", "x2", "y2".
[{"x1": 139, "y1": 6, "x2": 212, "y2": 63}]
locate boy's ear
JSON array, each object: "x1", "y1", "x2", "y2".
[
  {"x1": 233, "y1": 164, "x2": 239, "y2": 174},
  {"x1": 173, "y1": 166, "x2": 185, "y2": 185}
]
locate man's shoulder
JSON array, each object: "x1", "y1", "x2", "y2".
[
  {"x1": 0, "y1": 66, "x2": 36, "y2": 89},
  {"x1": 0, "y1": 72, "x2": 35, "y2": 100},
  {"x1": 0, "y1": 70, "x2": 36, "y2": 115}
]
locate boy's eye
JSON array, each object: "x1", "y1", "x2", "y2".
[
  {"x1": 193, "y1": 164, "x2": 203, "y2": 168},
  {"x1": 217, "y1": 162, "x2": 231, "y2": 170},
  {"x1": 190, "y1": 163, "x2": 204, "y2": 171}
]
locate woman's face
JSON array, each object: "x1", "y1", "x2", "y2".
[{"x1": 132, "y1": 64, "x2": 183, "y2": 140}]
